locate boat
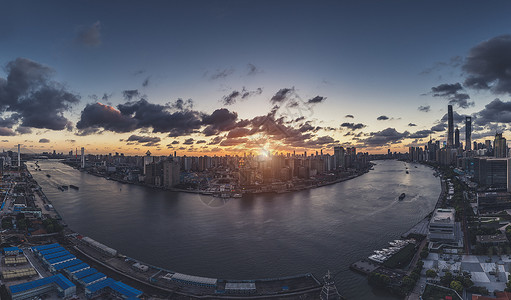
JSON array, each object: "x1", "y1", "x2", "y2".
[
  {"x1": 399, "y1": 193, "x2": 406, "y2": 201},
  {"x1": 46, "y1": 174, "x2": 51, "y2": 178},
  {"x1": 69, "y1": 185, "x2": 79, "y2": 190}
]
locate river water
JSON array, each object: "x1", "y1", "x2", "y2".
[{"x1": 29, "y1": 159, "x2": 439, "y2": 299}]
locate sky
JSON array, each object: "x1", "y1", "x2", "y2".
[{"x1": 2, "y1": 0, "x2": 511, "y2": 156}]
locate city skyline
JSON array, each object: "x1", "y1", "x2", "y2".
[{"x1": 2, "y1": 1, "x2": 511, "y2": 156}]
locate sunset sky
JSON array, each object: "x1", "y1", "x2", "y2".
[{"x1": 2, "y1": 1, "x2": 511, "y2": 156}]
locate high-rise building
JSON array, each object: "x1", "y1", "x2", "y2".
[
  {"x1": 454, "y1": 127, "x2": 460, "y2": 148},
  {"x1": 143, "y1": 150, "x2": 153, "y2": 174},
  {"x1": 80, "y1": 147, "x2": 85, "y2": 168},
  {"x1": 447, "y1": 105, "x2": 454, "y2": 148},
  {"x1": 333, "y1": 146, "x2": 345, "y2": 169},
  {"x1": 465, "y1": 116, "x2": 472, "y2": 151},
  {"x1": 495, "y1": 133, "x2": 507, "y2": 158}
]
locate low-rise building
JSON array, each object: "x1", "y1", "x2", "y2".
[
  {"x1": 428, "y1": 208, "x2": 463, "y2": 249},
  {"x1": 476, "y1": 233, "x2": 509, "y2": 246}
]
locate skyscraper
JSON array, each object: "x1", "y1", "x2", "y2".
[
  {"x1": 465, "y1": 116, "x2": 472, "y2": 151},
  {"x1": 333, "y1": 146, "x2": 345, "y2": 169},
  {"x1": 447, "y1": 105, "x2": 454, "y2": 148},
  {"x1": 454, "y1": 127, "x2": 460, "y2": 148},
  {"x1": 495, "y1": 133, "x2": 507, "y2": 158}
]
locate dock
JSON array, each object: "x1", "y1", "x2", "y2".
[{"x1": 349, "y1": 259, "x2": 381, "y2": 275}]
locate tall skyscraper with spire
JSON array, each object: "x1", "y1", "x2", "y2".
[
  {"x1": 447, "y1": 105, "x2": 454, "y2": 148},
  {"x1": 465, "y1": 116, "x2": 472, "y2": 151}
]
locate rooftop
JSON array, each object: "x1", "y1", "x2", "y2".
[{"x1": 431, "y1": 208, "x2": 455, "y2": 224}]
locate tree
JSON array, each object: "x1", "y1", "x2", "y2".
[
  {"x1": 440, "y1": 271, "x2": 453, "y2": 286},
  {"x1": 450, "y1": 280, "x2": 463, "y2": 294},
  {"x1": 401, "y1": 276, "x2": 416, "y2": 293},
  {"x1": 368, "y1": 273, "x2": 391, "y2": 288},
  {"x1": 420, "y1": 248, "x2": 429, "y2": 259},
  {"x1": 426, "y1": 269, "x2": 437, "y2": 278}
]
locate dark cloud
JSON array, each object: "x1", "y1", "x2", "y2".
[
  {"x1": 247, "y1": 63, "x2": 260, "y2": 75},
  {"x1": 221, "y1": 87, "x2": 262, "y2": 105},
  {"x1": 408, "y1": 123, "x2": 417, "y2": 127},
  {"x1": 0, "y1": 127, "x2": 15, "y2": 136},
  {"x1": 202, "y1": 108, "x2": 238, "y2": 136},
  {"x1": 222, "y1": 91, "x2": 240, "y2": 105},
  {"x1": 345, "y1": 114, "x2": 354, "y2": 118},
  {"x1": 76, "y1": 21, "x2": 101, "y2": 47},
  {"x1": 170, "y1": 98, "x2": 194, "y2": 111},
  {"x1": 76, "y1": 102, "x2": 138, "y2": 134},
  {"x1": 0, "y1": 58, "x2": 80, "y2": 131},
  {"x1": 340, "y1": 122, "x2": 366, "y2": 131},
  {"x1": 182, "y1": 138, "x2": 194, "y2": 145},
  {"x1": 0, "y1": 115, "x2": 19, "y2": 128},
  {"x1": 298, "y1": 122, "x2": 315, "y2": 133},
  {"x1": 463, "y1": 35, "x2": 511, "y2": 94},
  {"x1": 16, "y1": 126, "x2": 31, "y2": 134},
  {"x1": 39, "y1": 138, "x2": 50, "y2": 143},
  {"x1": 270, "y1": 88, "x2": 294, "y2": 104},
  {"x1": 420, "y1": 56, "x2": 463, "y2": 75},
  {"x1": 142, "y1": 77, "x2": 150, "y2": 87},
  {"x1": 122, "y1": 89, "x2": 140, "y2": 100},
  {"x1": 307, "y1": 96, "x2": 326, "y2": 104},
  {"x1": 431, "y1": 82, "x2": 473, "y2": 108},
  {"x1": 227, "y1": 127, "x2": 250, "y2": 138},
  {"x1": 431, "y1": 123, "x2": 446, "y2": 132},
  {"x1": 126, "y1": 135, "x2": 161, "y2": 146},
  {"x1": 118, "y1": 99, "x2": 202, "y2": 137},
  {"x1": 361, "y1": 128, "x2": 409, "y2": 147},
  {"x1": 196, "y1": 140, "x2": 206, "y2": 144},
  {"x1": 440, "y1": 110, "x2": 467, "y2": 124},
  {"x1": 418, "y1": 105, "x2": 430, "y2": 112},
  {"x1": 241, "y1": 87, "x2": 262, "y2": 99},
  {"x1": 220, "y1": 137, "x2": 248, "y2": 147},
  {"x1": 432, "y1": 82, "x2": 463, "y2": 95},
  {"x1": 409, "y1": 129, "x2": 433, "y2": 139},
  {"x1": 377, "y1": 115, "x2": 389, "y2": 120},
  {"x1": 475, "y1": 98, "x2": 511, "y2": 126},
  {"x1": 208, "y1": 136, "x2": 223, "y2": 145},
  {"x1": 172, "y1": 141, "x2": 179, "y2": 144},
  {"x1": 209, "y1": 68, "x2": 234, "y2": 80}
]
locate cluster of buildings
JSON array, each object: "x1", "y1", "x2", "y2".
[
  {"x1": 1, "y1": 243, "x2": 142, "y2": 299},
  {"x1": 57, "y1": 146, "x2": 371, "y2": 195}
]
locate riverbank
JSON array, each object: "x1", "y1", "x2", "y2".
[
  {"x1": 58, "y1": 159, "x2": 374, "y2": 197},
  {"x1": 348, "y1": 162, "x2": 445, "y2": 298},
  {"x1": 27, "y1": 159, "x2": 440, "y2": 300}
]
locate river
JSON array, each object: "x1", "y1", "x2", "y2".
[{"x1": 29, "y1": 159, "x2": 440, "y2": 299}]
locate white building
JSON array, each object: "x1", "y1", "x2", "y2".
[{"x1": 428, "y1": 208, "x2": 456, "y2": 242}]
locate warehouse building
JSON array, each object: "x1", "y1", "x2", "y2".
[
  {"x1": 79, "y1": 272, "x2": 107, "y2": 287},
  {"x1": 85, "y1": 278, "x2": 143, "y2": 299},
  {"x1": 73, "y1": 268, "x2": 98, "y2": 281},
  {"x1": 51, "y1": 258, "x2": 83, "y2": 272},
  {"x1": 31, "y1": 243, "x2": 60, "y2": 253},
  {"x1": 64, "y1": 262, "x2": 90, "y2": 274},
  {"x1": 8, "y1": 273, "x2": 76, "y2": 300},
  {"x1": 3, "y1": 247, "x2": 22, "y2": 256}
]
